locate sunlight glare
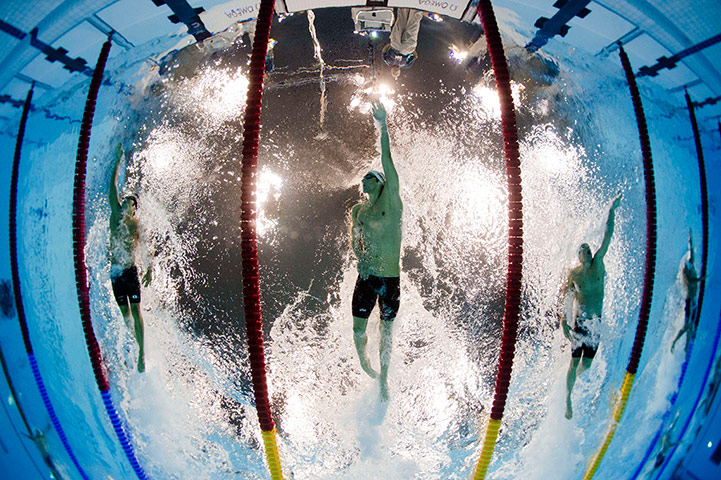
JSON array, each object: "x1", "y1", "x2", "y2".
[
  {"x1": 257, "y1": 169, "x2": 283, "y2": 236},
  {"x1": 349, "y1": 82, "x2": 396, "y2": 114},
  {"x1": 451, "y1": 168, "x2": 504, "y2": 234},
  {"x1": 184, "y1": 69, "x2": 249, "y2": 122},
  {"x1": 449, "y1": 44, "x2": 468, "y2": 64},
  {"x1": 471, "y1": 82, "x2": 524, "y2": 119},
  {"x1": 144, "y1": 133, "x2": 183, "y2": 171}
]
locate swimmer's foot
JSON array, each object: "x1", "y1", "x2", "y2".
[
  {"x1": 380, "y1": 379, "x2": 389, "y2": 403},
  {"x1": 565, "y1": 398, "x2": 573, "y2": 419},
  {"x1": 137, "y1": 355, "x2": 145, "y2": 373},
  {"x1": 360, "y1": 361, "x2": 378, "y2": 379}
]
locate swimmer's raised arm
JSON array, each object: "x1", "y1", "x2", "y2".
[
  {"x1": 684, "y1": 231, "x2": 705, "y2": 283},
  {"x1": 596, "y1": 193, "x2": 622, "y2": 262},
  {"x1": 371, "y1": 100, "x2": 399, "y2": 196}
]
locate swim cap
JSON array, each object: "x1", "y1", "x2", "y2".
[
  {"x1": 365, "y1": 170, "x2": 386, "y2": 184},
  {"x1": 123, "y1": 195, "x2": 138, "y2": 207}
]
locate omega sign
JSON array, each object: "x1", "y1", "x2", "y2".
[
  {"x1": 417, "y1": 0, "x2": 459, "y2": 11},
  {"x1": 223, "y1": 3, "x2": 260, "y2": 19}
]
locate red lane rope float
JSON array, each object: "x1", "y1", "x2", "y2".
[
  {"x1": 470, "y1": 1, "x2": 523, "y2": 478},
  {"x1": 582, "y1": 44, "x2": 657, "y2": 479},
  {"x1": 238, "y1": 0, "x2": 284, "y2": 478},
  {"x1": 10, "y1": 85, "x2": 92, "y2": 480},
  {"x1": 72, "y1": 36, "x2": 148, "y2": 480}
]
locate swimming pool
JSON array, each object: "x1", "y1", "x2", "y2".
[{"x1": 0, "y1": 2, "x2": 719, "y2": 479}]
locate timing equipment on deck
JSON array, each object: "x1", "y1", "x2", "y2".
[{"x1": 352, "y1": 8, "x2": 394, "y2": 34}]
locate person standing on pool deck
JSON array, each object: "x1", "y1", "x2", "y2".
[
  {"x1": 350, "y1": 100, "x2": 402, "y2": 402},
  {"x1": 109, "y1": 144, "x2": 149, "y2": 373},
  {"x1": 560, "y1": 194, "x2": 622, "y2": 419},
  {"x1": 382, "y1": 9, "x2": 425, "y2": 79}
]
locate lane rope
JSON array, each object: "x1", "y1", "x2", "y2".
[
  {"x1": 238, "y1": 1, "x2": 284, "y2": 479},
  {"x1": 683, "y1": 91, "x2": 710, "y2": 353},
  {"x1": 582, "y1": 43, "x2": 657, "y2": 480},
  {"x1": 629, "y1": 88, "x2": 712, "y2": 479},
  {"x1": 71, "y1": 35, "x2": 149, "y2": 480},
  {"x1": 645, "y1": 88, "x2": 714, "y2": 480},
  {"x1": 470, "y1": 1, "x2": 523, "y2": 478},
  {"x1": 9, "y1": 84, "x2": 91, "y2": 480}
]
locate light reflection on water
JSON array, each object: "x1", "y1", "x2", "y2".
[{"x1": 174, "y1": 68, "x2": 250, "y2": 123}]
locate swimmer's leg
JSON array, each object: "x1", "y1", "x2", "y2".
[
  {"x1": 577, "y1": 356, "x2": 593, "y2": 376},
  {"x1": 118, "y1": 302, "x2": 132, "y2": 330},
  {"x1": 379, "y1": 319, "x2": 393, "y2": 402},
  {"x1": 566, "y1": 356, "x2": 581, "y2": 419},
  {"x1": 129, "y1": 302, "x2": 145, "y2": 373},
  {"x1": 671, "y1": 326, "x2": 687, "y2": 353},
  {"x1": 353, "y1": 316, "x2": 378, "y2": 378}
]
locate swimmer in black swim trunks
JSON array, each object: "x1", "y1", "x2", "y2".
[
  {"x1": 109, "y1": 144, "x2": 150, "y2": 372},
  {"x1": 350, "y1": 100, "x2": 402, "y2": 402},
  {"x1": 560, "y1": 194, "x2": 621, "y2": 419}
]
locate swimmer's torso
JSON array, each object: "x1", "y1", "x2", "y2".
[
  {"x1": 569, "y1": 261, "x2": 605, "y2": 318},
  {"x1": 109, "y1": 216, "x2": 138, "y2": 275},
  {"x1": 354, "y1": 194, "x2": 402, "y2": 277}
]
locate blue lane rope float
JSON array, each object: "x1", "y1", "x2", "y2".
[
  {"x1": 9, "y1": 86, "x2": 91, "y2": 479},
  {"x1": 71, "y1": 35, "x2": 148, "y2": 480},
  {"x1": 651, "y1": 311, "x2": 721, "y2": 480},
  {"x1": 629, "y1": 342, "x2": 693, "y2": 479}
]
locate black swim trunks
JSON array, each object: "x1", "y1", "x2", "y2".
[
  {"x1": 352, "y1": 275, "x2": 400, "y2": 322},
  {"x1": 111, "y1": 266, "x2": 141, "y2": 305},
  {"x1": 571, "y1": 315, "x2": 599, "y2": 359}
]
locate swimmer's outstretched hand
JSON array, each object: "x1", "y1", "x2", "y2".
[
  {"x1": 371, "y1": 100, "x2": 387, "y2": 124},
  {"x1": 611, "y1": 193, "x2": 622, "y2": 210}
]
